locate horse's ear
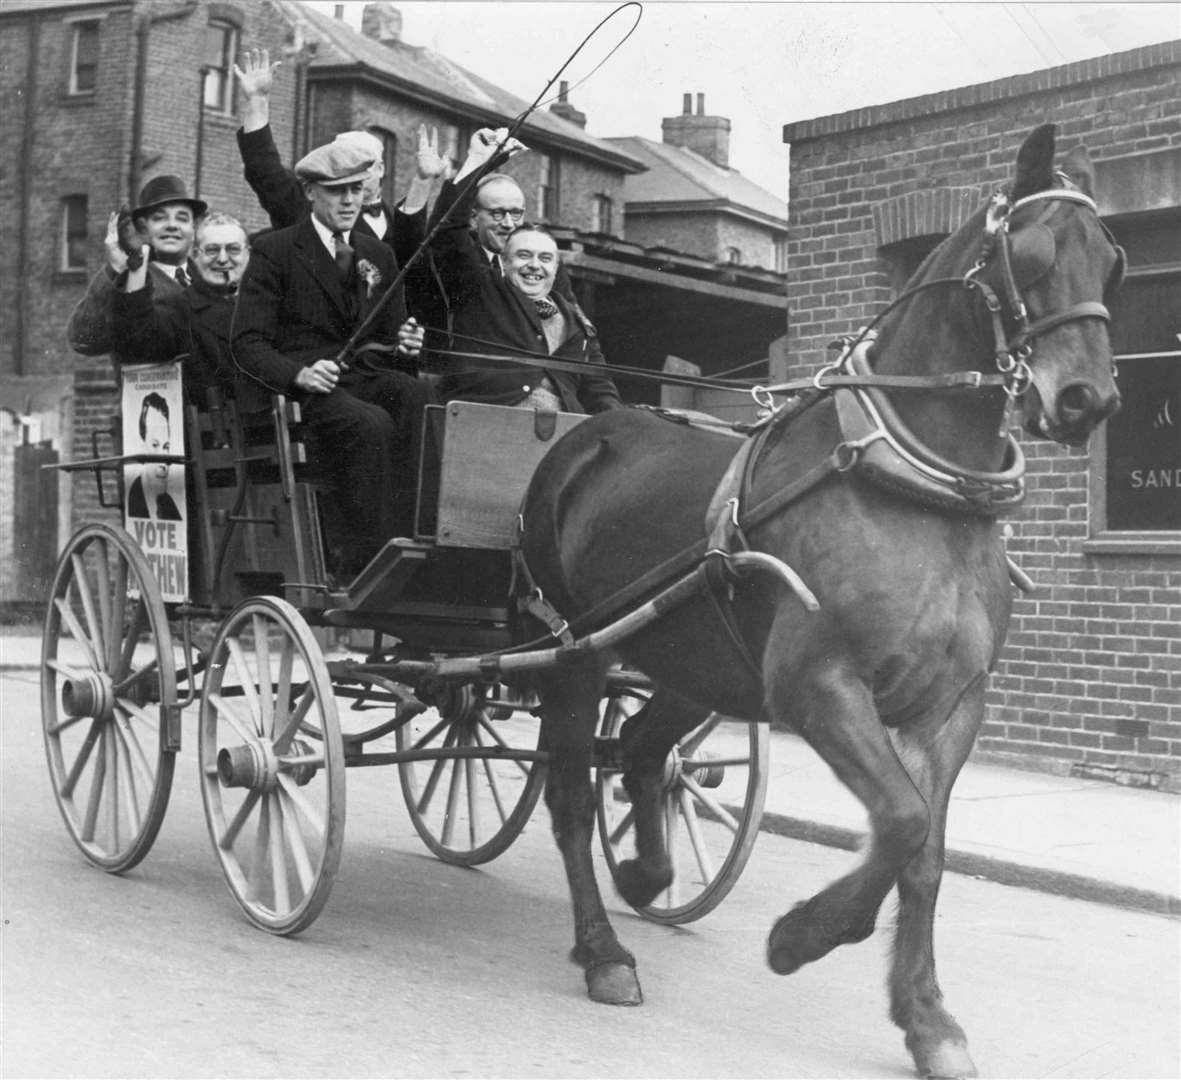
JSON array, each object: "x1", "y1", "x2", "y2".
[
  {"x1": 1060, "y1": 144, "x2": 1096, "y2": 199},
  {"x1": 1012, "y1": 124, "x2": 1056, "y2": 200}
]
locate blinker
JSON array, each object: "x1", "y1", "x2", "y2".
[{"x1": 1008, "y1": 223, "x2": 1056, "y2": 289}]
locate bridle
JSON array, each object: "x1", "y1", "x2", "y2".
[
  {"x1": 753, "y1": 177, "x2": 1125, "y2": 431},
  {"x1": 959, "y1": 182, "x2": 1123, "y2": 426}
]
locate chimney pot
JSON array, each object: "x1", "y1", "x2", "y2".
[
  {"x1": 559, "y1": 80, "x2": 569, "y2": 103},
  {"x1": 696, "y1": 93, "x2": 705, "y2": 116},
  {"x1": 682, "y1": 93, "x2": 692, "y2": 116},
  {"x1": 334, "y1": 4, "x2": 344, "y2": 18}
]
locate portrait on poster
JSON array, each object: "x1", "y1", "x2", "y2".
[{"x1": 121, "y1": 363, "x2": 188, "y2": 601}]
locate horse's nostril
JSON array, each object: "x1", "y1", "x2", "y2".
[{"x1": 1058, "y1": 383, "x2": 1097, "y2": 420}]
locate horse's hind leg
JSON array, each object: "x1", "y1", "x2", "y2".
[
  {"x1": 888, "y1": 677, "x2": 986, "y2": 1079},
  {"x1": 766, "y1": 662, "x2": 930, "y2": 975},
  {"x1": 613, "y1": 689, "x2": 710, "y2": 908},
  {"x1": 536, "y1": 658, "x2": 642, "y2": 1006}
]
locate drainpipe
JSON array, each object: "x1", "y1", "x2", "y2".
[
  {"x1": 129, "y1": 0, "x2": 198, "y2": 203},
  {"x1": 15, "y1": 12, "x2": 40, "y2": 375},
  {"x1": 194, "y1": 66, "x2": 209, "y2": 197}
]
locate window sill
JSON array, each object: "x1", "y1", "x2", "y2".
[
  {"x1": 53, "y1": 269, "x2": 89, "y2": 285},
  {"x1": 60, "y1": 92, "x2": 97, "y2": 106},
  {"x1": 1083, "y1": 533, "x2": 1181, "y2": 556}
]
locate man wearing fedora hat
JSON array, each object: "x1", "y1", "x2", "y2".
[
  {"x1": 233, "y1": 139, "x2": 435, "y2": 577},
  {"x1": 67, "y1": 174, "x2": 206, "y2": 363}
]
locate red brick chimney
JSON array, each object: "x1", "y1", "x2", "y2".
[{"x1": 660, "y1": 92, "x2": 730, "y2": 168}]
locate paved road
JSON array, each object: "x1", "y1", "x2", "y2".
[{"x1": 2, "y1": 670, "x2": 1178, "y2": 1079}]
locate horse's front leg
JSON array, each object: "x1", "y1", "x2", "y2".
[
  {"x1": 537, "y1": 660, "x2": 642, "y2": 1006},
  {"x1": 888, "y1": 677, "x2": 987, "y2": 1080},
  {"x1": 765, "y1": 657, "x2": 930, "y2": 974},
  {"x1": 613, "y1": 689, "x2": 710, "y2": 908}
]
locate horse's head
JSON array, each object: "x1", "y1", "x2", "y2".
[{"x1": 980, "y1": 124, "x2": 1123, "y2": 445}]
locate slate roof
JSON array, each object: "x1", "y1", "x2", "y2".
[
  {"x1": 285, "y1": 2, "x2": 645, "y2": 173},
  {"x1": 606, "y1": 136, "x2": 787, "y2": 229}
]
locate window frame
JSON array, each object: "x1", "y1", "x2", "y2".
[
  {"x1": 592, "y1": 193, "x2": 613, "y2": 236},
  {"x1": 67, "y1": 19, "x2": 101, "y2": 97},
  {"x1": 201, "y1": 19, "x2": 240, "y2": 114},
  {"x1": 537, "y1": 154, "x2": 560, "y2": 223},
  {"x1": 59, "y1": 194, "x2": 89, "y2": 273}
]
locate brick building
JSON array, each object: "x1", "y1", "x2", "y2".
[
  {"x1": 781, "y1": 41, "x2": 1180, "y2": 788},
  {"x1": 0, "y1": 0, "x2": 789, "y2": 606}
]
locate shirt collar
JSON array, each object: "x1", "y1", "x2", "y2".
[{"x1": 310, "y1": 214, "x2": 348, "y2": 255}]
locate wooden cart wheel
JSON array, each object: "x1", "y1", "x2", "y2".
[
  {"x1": 41, "y1": 523, "x2": 178, "y2": 873},
  {"x1": 198, "y1": 597, "x2": 345, "y2": 935},
  {"x1": 396, "y1": 683, "x2": 546, "y2": 866},
  {"x1": 596, "y1": 687, "x2": 769, "y2": 925}
]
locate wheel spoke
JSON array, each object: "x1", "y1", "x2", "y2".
[
  {"x1": 474, "y1": 712, "x2": 532, "y2": 778},
  {"x1": 54, "y1": 596, "x2": 100, "y2": 670},
  {"x1": 208, "y1": 692, "x2": 259, "y2": 746},
  {"x1": 253, "y1": 614, "x2": 274, "y2": 737},
  {"x1": 464, "y1": 756, "x2": 480, "y2": 847},
  {"x1": 112, "y1": 703, "x2": 158, "y2": 789},
  {"x1": 112, "y1": 654, "x2": 161, "y2": 697},
  {"x1": 442, "y1": 755, "x2": 464, "y2": 848},
  {"x1": 70, "y1": 553, "x2": 106, "y2": 669},
  {"x1": 407, "y1": 713, "x2": 450, "y2": 753},
  {"x1": 275, "y1": 772, "x2": 327, "y2": 837},
  {"x1": 664, "y1": 797, "x2": 680, "y2": 907},
  {"x1": 478, "y1": 754, "x2": 511, "y2": 826},
  {"x1": 681, "y1": 774, "x2": 740, "y2": 832},
  {"x1": 274, "y1": 635, "x2": 295, "y2": 743},
  {"x1": 112, "y1": 715, "x2": 144, "y2": 840},
  {"x1": 114, "y1": 597, "x2": 149, "y2": 683},
  {"x1": 679, "y1": 714, "x2": 723, "y2": 758},
  {"x1": 269, "y1": 794, "x2": 291, "y2": 914},
  {"x1": 227, "y1": 637, "x2": 263, "y2": 734},
  {"x1": 220, "y1": 788, "x2": 262, "y2": 849},
  {"x1": 414, "y1": 726, "x2": 458, "y2": 815},
  {"x1": 678, "y1": 787, "x2": 716, "y2": 884},
  {"x1": 60, "y1": 718, "x2": 103, "y2": 799},
  {"x1": 607, "y1": 795, "x2": 635, "y2": 847},
  {"x1": 275, "y1": 686, "x2": 315, "y2": 752},
  {"x1": 276, "y1": 786, "x2": 316, "y2": 892},
  {"x1": 104, "y1": 555, "x2": 128, "y2": 673},
  {"x1": 80, "y1": 726, "x2": 109, "y2": 842},
  {"x1": 246, "y1": 796, "x2": 272, "y2": 904}
]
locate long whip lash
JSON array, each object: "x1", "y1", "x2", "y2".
[{"x1": 334, "y1": 2, "x2": 644, "y2": 369}]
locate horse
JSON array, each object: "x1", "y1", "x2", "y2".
[{"x1": 516, "y1": 124, "x2": 1123, "y2": 1078}]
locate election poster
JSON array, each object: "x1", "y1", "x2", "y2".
[{"x1": 121, "y1": 363, "x2": 188, "y2": 602}]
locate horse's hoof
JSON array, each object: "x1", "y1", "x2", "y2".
[
  {"x1": 614, "y1": 859, "x2": 673, "y2": 908},
  {"x1": 766, "y1": 903, "x2": 825, "y2": 974},
  {"x1": 912, "y1": 1040, "x2": 977, "y2": 1079},
  {"x1": 586, "y1": 963, "x2": 643, "y2": 1006}
]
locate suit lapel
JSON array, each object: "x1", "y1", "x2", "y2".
[{"x1": 293, "y1": 217, "x2": 353, "y2": 322}]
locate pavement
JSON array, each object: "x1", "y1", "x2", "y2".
[{"x1": 4, "y1": 627, "x2": 1177, "y2": 918}]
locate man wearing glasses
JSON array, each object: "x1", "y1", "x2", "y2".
[
  {"x1": 428, "y1": 128, "x2": 618, "y2": 412},
  {"x1": 112, "y1": 211, "x2": 257, "y2": 408}
]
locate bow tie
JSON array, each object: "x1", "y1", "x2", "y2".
[
  {"x1": 533, "y1": 297, "x2": 559, "y2": 320},
  {"x1": 362, "y1": 204, "x2": 384, "y2": 217}
]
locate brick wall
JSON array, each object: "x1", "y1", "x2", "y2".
[{"x1": 781, "y1": 42, "x2": 1181, "y2": 788}]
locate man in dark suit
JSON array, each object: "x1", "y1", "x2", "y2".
[
  {"x1": 233, "y1": 47, "x2": 440, "y2": 328},
  {"x1": 112, "y1": 210, "x2": 256, "y2": 408},
  {"x1": 232, "y1": 140, "x2": 435, "y2": 575},
  {"x1": 429, "y1": 131, "x2": 623, "y2": 414},
  {"x1": 67, "y1": 175, "x2": 206, "y2": 366}
]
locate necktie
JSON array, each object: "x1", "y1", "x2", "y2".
[
  {"x1": 491, "y1": 254, "x2": 503, "y2": 277},
  {"x1": 175, "y1": 265, "x2": 190, "y2": 288},
  {"x1": 362, "y1": 204, "x2": 383, "y2": 217},
  {"x1": 533, "y1": 297, "x2": 559, "y2": 320},
  {"x1": 333, "y1": 231, "x2": 354, "y2": 282}
]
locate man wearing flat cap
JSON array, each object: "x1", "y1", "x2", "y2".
[
  {"x1": 233, "y1": 140, "x2": 434, "y2": 577},
  {"x1": 67, "y1": 175, "x2": 206, "y2": 364}
]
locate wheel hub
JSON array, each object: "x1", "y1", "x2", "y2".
[
  {"x1": 61, "y1": 670, "x2": 116, "y2": 721},
  {"x1": 218, "y1": 740, "x2": 280, "y2": 791}
]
